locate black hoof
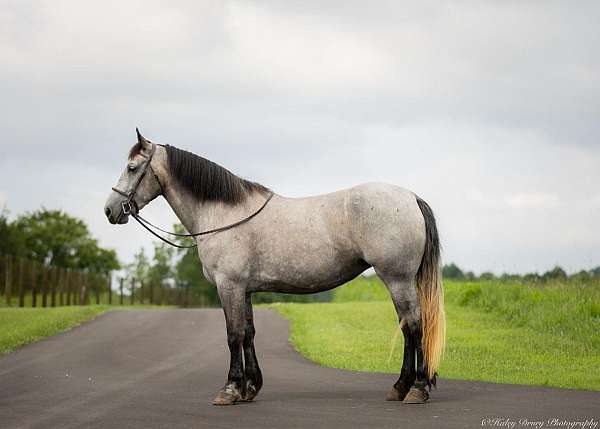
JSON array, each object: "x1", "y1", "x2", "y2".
[{"x1": 242, "y1": 380, "x2": 259, "y2": 402}]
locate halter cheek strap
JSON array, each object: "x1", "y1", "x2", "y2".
[{"x1": 111, "y1": 144, "x2": 159, "y2": 223}]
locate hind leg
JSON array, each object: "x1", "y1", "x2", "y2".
[
  {"x1": 386, "y1": 322, "x2": 416, "y2": 401},
  {"x1": 381, "y1": 276, "x2": 421, "y2": 402},
  {"x1": 402, "y1": 319, "x2": 435, "y2": 404}
]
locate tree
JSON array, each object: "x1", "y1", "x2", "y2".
[
  {"x1": 126, "y1": 247, "x2": 151, "y2": 284},
  {"x1": 0, "y1": 208, "x2": 26, "y2": 256},
  {"x1": 6, "y1": 208, "x2": 119, "y2": 274},
  {"x1": 172, "y1": 224, "x2": 219, "y2": 306},
  {"x1": 479, "y1": 271, "x2": 495, "y2": 281},
  {"x1": 443, "y1": 263, "x2": 464, "y2": 280},
  {"x1": 523, "y1": 273, "x2": 541, "y2": 283},
  {"x1": 500, "y1": 273, "x2": 521, "y2": 283},
  {"x1": 77, "y1": 239, "x2": 119, "y2": 274},
  {"x1": 570, "y1": 270, "x2": 591, "y2": 283},
  {"x1": 148, "y1": 242, "x2": 174, "y2": 286},
  {"x1": 542, "y1": 266, "x2": 567, "y2": 282}
]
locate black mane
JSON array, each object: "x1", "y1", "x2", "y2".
[{"x1": 164, "y1": 145, "x2": 269, "y2": 205}]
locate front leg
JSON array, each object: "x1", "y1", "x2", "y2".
[
  {"x1": 213, "y1": 280, "x2": 246, "y2": 406},
  {"x1": 242, "y1": 292, "x2": 263, "y2": 401}
]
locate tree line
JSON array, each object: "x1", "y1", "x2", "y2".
[
  {"x1": 1, "y1": 208, "x2": 119, "y2": 275},
  {"x1": 1, "y1": 207, "x2": 118, "y2": 307},
  {"x1": 442, "y1": 263, "x2": 600, "y2": 283},
  {"x1": 4, "y1": 206, "x2": 596, "y2": 309},
  {"x1": 0, "y1": 207, "x2": 221, "y2": 306}
]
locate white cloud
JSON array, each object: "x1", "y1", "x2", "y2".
[
  {"x1": 225, "y1": 2, "x2": 395, "y2": 94},
  {"x1": 505, "y1": 193, "x2": 560, "y2": 209}
]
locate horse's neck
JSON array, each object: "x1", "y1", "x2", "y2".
[
  {"x1": 151, "y1": 148, "x2": 218, "y2": 235},
  {"x1": 160, "y1": 175, "x2": 263, "y2": 237},
  {"x1": 160, "y1": 182, "x2": 202, "y2": 235}
]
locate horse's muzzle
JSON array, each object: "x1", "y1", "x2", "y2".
[{"x1": 104, "y1": 204, "x2": 131, "y2": 225}]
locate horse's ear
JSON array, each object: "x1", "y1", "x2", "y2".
[{"x1": 136, "y1": 128, "x2": 151, "y2": 150}]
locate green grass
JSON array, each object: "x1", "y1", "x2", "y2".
[
  {"x1": 0, "y1": 306, "x2": 110, "y2": 354},
  {"x1": 444, "y1": 280, "x2": 600, "y2": 349},
  {"x1": 269, "y1": 276, "x2": 600, "y2": 390},
  {"x1": 333, "y1": 275, "x2": 390, "y2": 302}
]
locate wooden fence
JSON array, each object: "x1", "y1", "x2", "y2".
[{"x1": 0, "y1": 254, "x2": 208, "y2": 308}]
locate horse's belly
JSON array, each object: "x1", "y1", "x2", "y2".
[
  {"x1": 251, "y1": 256, "x2": 369, "y2": 293},
  {"x1": 249, "y1": 241, "x2": 370, "y2": 293}
]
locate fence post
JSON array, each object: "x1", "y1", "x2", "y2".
[
  {"x1": 66, "y1": 270, "x2": 71, "y2": 306},
  {"x1": 31, "y1": 262, "x2": 37, "y2": 307},
  {"x1": 18, "y1": 258, "x2": 25, "y2": 307},
  {"x1": 59, "y1": 268, "x2": 64, "y2": 306},
  {"x1": 4, "y1": 255, "x2": 12, "y2": 307},
  {"x1": 108, "y1": 276, "x2": 112, "y2": 305},
  {"x1": 50, "y1": 266, "x2": 57, "y2": 307},
  {"x1": 119, "y1": 278, "x2": 124, "y2": 305},
  {"x1": 140, "y1": 281, "x2": 145, "y2": 305},
  {"x1": 75, "y1": 272, "x2": 81, "y2": 305},
  {"x1": 94, "y1": 275, "x2": 100, "y2": 305},
  {"x1": 77, "y1": 272, "x2": 82, "y2": 305},
  {"x1": 74, "y1": 271, "x2": 79, "y2": 305},
  {"x1": 70, "y1": 271, "x2": 75, "y2": 306},
  {"x1": 79, "y1": 273, "x2": 87, "y2": 305},
  {"x1": 130, "y1": 278, "x2": 135, "y2": 305},
  {"x1": 75, "y1": 271, "x2": 81, "y2": 306},
  {"x1": 85, "y1": 274, "x2": 90, "y2": 305},
  {"x1": 41, "y1": 265, "x2": 48, "y2": 308}
]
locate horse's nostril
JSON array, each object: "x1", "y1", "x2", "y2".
[{"x1": 105, "y1": 207, "x2": 111, "y2": 217}]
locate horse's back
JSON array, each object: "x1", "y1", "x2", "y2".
[{"x1": 275, "y1": 182, "x2": 426, "y2": 275}]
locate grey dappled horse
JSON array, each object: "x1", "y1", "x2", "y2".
[{"x1": 104, "y1": 131, "x2": 445, "y2": 405}]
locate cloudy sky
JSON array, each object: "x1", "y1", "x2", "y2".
[{"x1": 1, "y1": 1, "x2": 599, "y2": 274}]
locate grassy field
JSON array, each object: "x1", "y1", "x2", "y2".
[
  {"x1": 271, "y1": 276, "x2": 600, "y2": 390},
  {"x1": 0, "y1": 306, "x2": 110, "y2": 354}
]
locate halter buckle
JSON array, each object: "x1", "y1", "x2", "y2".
[{"x1": 121, "y1": 201, "x2": 132, "y2": 215}]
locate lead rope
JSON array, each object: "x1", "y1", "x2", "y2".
[{"x1": 131, "y1": 193, "x2": 274, "y2": 249}]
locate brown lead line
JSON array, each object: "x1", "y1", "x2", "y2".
[{"x1": 132, "y1": 192, "x2": 274, "y2": 249}]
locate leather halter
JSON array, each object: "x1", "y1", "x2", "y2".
[
  {"x1": 111, "y1": 142, "x2": 274, "y2": 249},
  {"x1": 111, "y1": 143, "x2": 161, "y2": 223}
]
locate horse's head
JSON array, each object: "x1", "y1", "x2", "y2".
[{"x1": 104, "y1": 129, "x2": 164, "y2": 224}]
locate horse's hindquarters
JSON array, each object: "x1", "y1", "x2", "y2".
[{"x1": 345, "y1": 183, "x2": 426, "y2": 278}]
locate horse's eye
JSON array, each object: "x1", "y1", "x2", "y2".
[{"x1": 128, "y1": 164, "x2": 137, "y2": 172}]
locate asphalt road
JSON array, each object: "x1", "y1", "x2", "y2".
[{"x1": 0, "y1": 309, "x2": 598, "y2": 429}]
